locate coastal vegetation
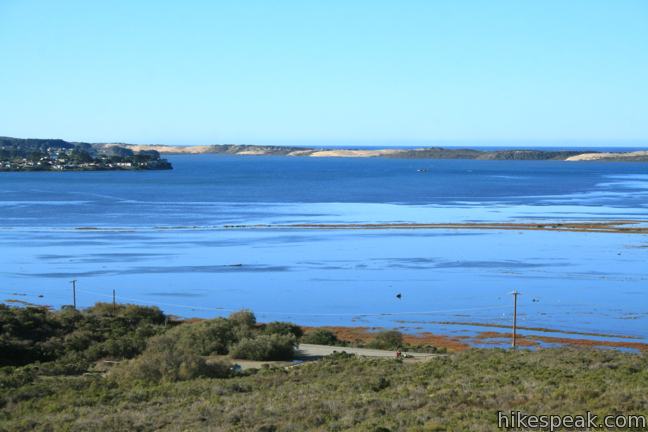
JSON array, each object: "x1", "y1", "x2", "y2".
[
  {"x1": 301, "y1": 328, "x2": 340, "y2": 345},
  {"x1": 1, "y1": 303, "x2": 647, "y2": 431},
  {"x1": 0, "y1": 304, "x2": 300, "y2": 383}
]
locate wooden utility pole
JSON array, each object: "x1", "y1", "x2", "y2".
[
  {"x1": 511, "y1": 290, "x2": 519, "y2": 348},
  {"x1": 112, "y1": 289, "x2": 116, "y2": 315},
  {"x1": 70, "y1": 279, "x2": 77, "y2": 309}
]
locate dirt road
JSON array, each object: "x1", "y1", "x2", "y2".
[
  {"x1": 222, "y1": 344, "x2": 443, "y2": 371},
  {"x1": 297, "y1": 344, "x2": 442, "y2": 359}
]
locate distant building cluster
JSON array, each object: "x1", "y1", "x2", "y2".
[{"x1": 0, "y1": 142, "x2": 172, "y2": 172}]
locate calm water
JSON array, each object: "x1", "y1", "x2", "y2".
[{"x1": 1, "y1": 155, "x2": 647, "y2": 345}]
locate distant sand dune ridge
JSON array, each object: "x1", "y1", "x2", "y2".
[
  {"x1": 96, "y1": 142, "x2": 648, "y2": 161},
  {"x1": 565, "y1": 151, "x2": 648, "y2": 161},
  {"x1": 307, "y1": 149, "x2": 403, "y2": 157},
  {"x1": 104, "y1": 144, "x2": 214, "y2": 154}
]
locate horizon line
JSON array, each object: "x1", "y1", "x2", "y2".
[{"x1": 4, "y1": 135, "x2": 648, "y2": 148}]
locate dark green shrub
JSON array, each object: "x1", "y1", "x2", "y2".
[
  {"x1": 114, "y1": 334, "x2": 230, "y2": 383},
  {"x1": 119, "y1": 305, "x2": 166, "y2": 325},
  {"x1": 0, "y1": 305, "x2": 61, "y2": 365},
  {"x1": 0, "y1": 365, "x2": 38, "y2": 390},
  {"x1": 371, "y1": 376, "x2": 390, "y2": 392},
  {"x1": 262, "y1": 322, "x2": 304, "y2": 339},
  {"x1": 301, "y1": 329, "x2": 339, "y2": 345},
  {"x1": 230, "y1": 334, "x2": 296, "y2": 361},
  {"x1": 85, "y1": 333, "x2": 147, "y2": 360},
  {"x1": 38, "y1": 352, "x2": 89, "y2": 376},
  {"x1": 228, "y1": 309, "x2": 256, "y2": 328},
  {"x1": 228, "y1": 309, "x2": 257, "y2": 340},
  {"x1": 366, "y1": 330, "x2": 403, "y2": 350},
  {"x1": 63, "y1": 329, "x2": 95, "y2": 352},
  {"x1": 171, "y1": 318, "x2": 235, "y2": 355},
  {"x1": 0, "y1": 303, "x2": 168, "y2": 368},
  {"x1": 87, "y1": 303, "x2": 166, "y2": 325}
]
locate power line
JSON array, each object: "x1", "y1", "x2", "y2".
[
  {"x1": 70, "y1": 279, "x2": 77, "y2": 309},
  {"x1": 511, "y1": 290, "x2": 520, "y2": 348}
]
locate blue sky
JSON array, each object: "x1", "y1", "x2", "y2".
[{"x1": 1, "y1": 0, "x2": 647, "y2": 146}]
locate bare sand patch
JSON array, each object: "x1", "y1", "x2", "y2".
[
  {"x1": 566, "y1": 151, "x2": 648, "y2": 161},
  {"x1": 307, "y1": 149, "x2": 403, "y2": 157}
]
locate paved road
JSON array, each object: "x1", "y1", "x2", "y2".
[{"x1": 297, "y1": 343, "x2": 442, "y2": 359}]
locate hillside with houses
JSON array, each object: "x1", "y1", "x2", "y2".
[{"x1": 0, "y1": 137, "x2": 172, "y2": 171}]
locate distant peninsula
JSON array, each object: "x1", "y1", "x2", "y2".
[
  {"x1": 0, "y1": 137, "x2": 172, "y2": 172},
  {"x1": 2, "y1": 137, "x2": 648, "y2": 169},
  {"x1": 105, "y1": 143, "x2": 648, "y2": 162}
]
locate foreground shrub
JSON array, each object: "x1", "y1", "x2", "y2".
[
  {"x1": 230, "y1": 334, "x2": 296, "y2": 361},
  {"x1": 228, "y1": 309, "x2": 256, "y2": 328},
  {"x1": 301, "y1": 329, "x2": 339, "y2": 345},
  {"x1": 228, "y1": 309, "x2": 257, "y2": 340},
  {"x1": 366, "y1": 330, "x2": 403, "y2": 350},
  {"x1": 170, "y1": 318, "x2": 235, "y2": 355},
  {"x1": 86, "y1": 303, "x2": 166, "y2": 325},
  {"x1": 114, "y1": 333, "x2": 230, "y2": 383},
  {"x1": 0, "y1": 303, "x2": 167, "y2": 368},
  {"x1": 3, "y1": 348, "x2": 648, "y2": 431}
]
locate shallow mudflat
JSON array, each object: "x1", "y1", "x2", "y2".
[
  {"x1": 224, "y1": 220, "x2": 648, "y2": 234},
  {"x1": 2, "y1": 226, "x2": 647, "y2": 348}
]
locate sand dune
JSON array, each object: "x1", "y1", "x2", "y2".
[
  {"x1": 306, "y1": 149, "x2": 402, "y2": 157},
  {"x1": 104, "y1": 144, "x2": 214, "y2": 154},
  {"x1": 566, "y1": 151, "x2": 648, "y2": 161},
  {"x1": 98, "y1": 142, "x2": 648, "y2": 161}
]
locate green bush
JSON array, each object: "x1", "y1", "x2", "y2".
[
  {"x1": 262, "y1": 322, "x2": 304, "y2": 339},
  {"x1": 114, "y1": 333, "x2": 230, "y2": 384},
  {"x1": 0, "y1": 365, "x2": 38, "y2": 390},
  {"x1": 301, "y1": 329, "x2": 339, "y2": 345},
  {"x1": 0, "y1": 305, "x2": 61, "y2": 366},
  {"x1": 366, "y1": 330, "x2": 403, "y2": 350},
  {"x1": 228, "y1": 309, "x2": 256, "y2": 328},
  {"x1": 228, "y1": 309, "x2": 257, "y2": 340},
  {"x1": 230, "y1": 334, "x2": 296, "y2": 361},
  {"x1": 0, "y1": 302, "x2": 307, "y2": 388},
  {"x1": 0, "y1": 303, "x2": 167, "y2": 368},
  {"x1": 86, "y1": 303, "x2": 166, "y2": 325},
  {"x1": 170, "y1": 318, "x2": 235, "y2": 355}
]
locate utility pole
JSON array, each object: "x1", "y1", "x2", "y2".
[
  {"x1": 112, "y1": 289, "x2": 116, "y2": 315},
  {"x1": 70, "y1": 279, "x2": 77, "y2": 309},
  {"x1": 511, "y1": 290, "x2": 519, "y2": 348}
]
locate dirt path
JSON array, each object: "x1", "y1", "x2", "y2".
[
  {"x1": 219, "y1": 344, "x2": 443, "y2": 371},
  {"x1": 297, "y1": 343, "x2": 442, "y2": 359}
]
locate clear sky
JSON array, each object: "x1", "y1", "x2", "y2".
[{"x1": 1, "y1": 0, "x2": 647, "y2": 146}]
